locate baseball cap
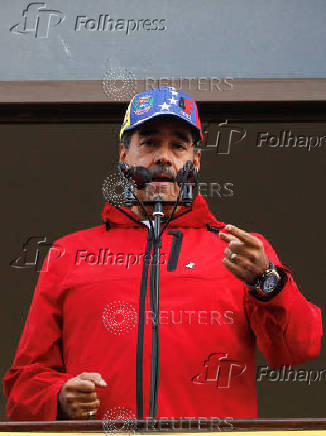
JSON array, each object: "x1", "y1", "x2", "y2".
[{"x1": 119, "y1": 86, "x2": 203, "y2": 142}]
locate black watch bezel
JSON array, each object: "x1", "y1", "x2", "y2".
[{"x1": 247, "y1": 261, "x2": 281, "y2": 295}]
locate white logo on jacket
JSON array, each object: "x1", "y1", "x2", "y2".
[{"x1": 185, "y1": 262, "x2": 195, "y2": 269}]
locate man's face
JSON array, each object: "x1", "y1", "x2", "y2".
[{"x1": 119, "y1": 117, "x2": 201, "y2": 202}]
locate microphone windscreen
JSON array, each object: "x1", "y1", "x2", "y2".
[
  {"x1": 176, "y1": 161, "x2": 198, "y2": 186},
  {"x1": 118, "y1": 162, "x2": 131, "y2": 176},
  {"x1": 132, "y1": 166, "x2": 152, "y2": 188}
]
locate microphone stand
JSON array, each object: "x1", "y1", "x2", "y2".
[
  {"x1": 149, "y1": 196, "x2": 163, "y2": 418},
  {"x1": 121, "y1": 163, "x2": 196, "y2": 419}
]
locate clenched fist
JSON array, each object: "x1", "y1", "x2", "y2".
[{"x1": 57, "y1": 372, "x2": 107, "y2": 420}]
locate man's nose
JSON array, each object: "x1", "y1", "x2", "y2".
[{"x1": 153, "y1": 145, "x2": 172, "y2": 166}]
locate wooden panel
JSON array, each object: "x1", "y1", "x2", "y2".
[
  {"x1": 1, "y1": 418, "x2": 326, "y2": 432},
  {"x1": 0, "y1": 79, "x2": 326, "y2": 103}
]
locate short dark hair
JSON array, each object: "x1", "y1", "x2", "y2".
[{"x1": 120, "y1": 124, "x2": 201, "y2": 154}]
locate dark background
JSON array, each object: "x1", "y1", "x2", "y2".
[{"x1": 1, "y1": 118, "x2": 325, "y2": 420}]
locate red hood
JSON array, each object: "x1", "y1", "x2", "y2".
[{"x1": 101, "y1": 193, "x2": 225, "y2": 229}]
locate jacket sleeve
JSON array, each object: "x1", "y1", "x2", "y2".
[
  {"x1": 3, "y1": 240, "x2": 75, "y2": 421},
  {"x1": 244, "y1": 234, "x2": 323, "y2": 369}
]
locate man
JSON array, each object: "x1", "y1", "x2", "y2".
[{"x1": 3, "y1": 86, "x2": 322, "y2": 421}]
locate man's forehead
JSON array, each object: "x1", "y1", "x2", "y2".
[{"x1": 137, "y1": 117, "x2": 193, "y2": 138}]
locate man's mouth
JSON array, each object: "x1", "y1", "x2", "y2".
[{"x1": 151, "y1": 174, "x2": 175, "y2": 183}]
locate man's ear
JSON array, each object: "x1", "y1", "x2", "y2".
[{"x1": 119, "y1": 143, "x2": 127, "y2": 162}]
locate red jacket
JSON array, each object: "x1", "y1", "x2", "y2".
[{"x1": 3, "y1": 194, "x2": 322, "y2": 420}]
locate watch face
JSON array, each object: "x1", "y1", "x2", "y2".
[{"x1": 262, "y1": 273, "x2": 279, "y2": 293}]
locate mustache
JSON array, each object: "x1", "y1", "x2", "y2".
[{"x1": 149, "y1": 165, "x2": 176, "y2": 180}]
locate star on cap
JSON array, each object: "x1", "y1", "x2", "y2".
[
  {"x1": 171, "y1": 90, "x2": 178, "y2": 96},
  {"x1": 168, "y1": 96, "x2": 177, "y2": 105},
  {"x1": 159, "y1": 102, "x2": 170, "y2": 111}
]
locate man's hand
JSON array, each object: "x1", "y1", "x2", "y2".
[
  {"x1": 219, "y1": 224, "x2": 269, "y2": 284},
  {"x1": 58, "y1": 372, "x2": 107, "y2": 420}
]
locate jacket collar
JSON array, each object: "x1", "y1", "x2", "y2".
[{"x1": 101, "y1": 194, "x2": 225, "y2": 229}]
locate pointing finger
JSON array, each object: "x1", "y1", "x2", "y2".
[
  {"x1": 224, "y1": 225, "x2": 259, "y2": 247},
  {"x1": 219, "y1": 232, "x2": 239, "y2": 244}
]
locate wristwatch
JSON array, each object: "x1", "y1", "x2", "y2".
[{"x1": 247, "y1": 261, "x2": 281, "y2": 298}]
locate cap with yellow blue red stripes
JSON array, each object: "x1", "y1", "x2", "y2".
[{"x1": 119, "y1": 86, "x2": 203, "y2": 142}]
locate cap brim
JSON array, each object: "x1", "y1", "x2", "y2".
[{"x1": 122, "y1": 112, "x2": 201, "y2": 142}]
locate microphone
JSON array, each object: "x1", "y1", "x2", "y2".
[
  {"x1": 176, "y1": 160, "x2": 198, "y2": 206},
  {"x1": 118, "y1": 163, "x2": 152, "y2": 189},
  {"x1": 176, "y1": 160, "x2": 198, "y2": 186}
]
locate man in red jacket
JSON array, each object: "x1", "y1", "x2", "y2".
[{"x1": 3, "y1": 86, "x2": 322, "y2": 422}]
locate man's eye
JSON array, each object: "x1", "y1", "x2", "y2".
[
  {"x1": 142, "y1": 140, "x2": 154, "y2": 146},
  {"x1": 174, "y1": 143, "x2": 186, "y2": 149}
]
